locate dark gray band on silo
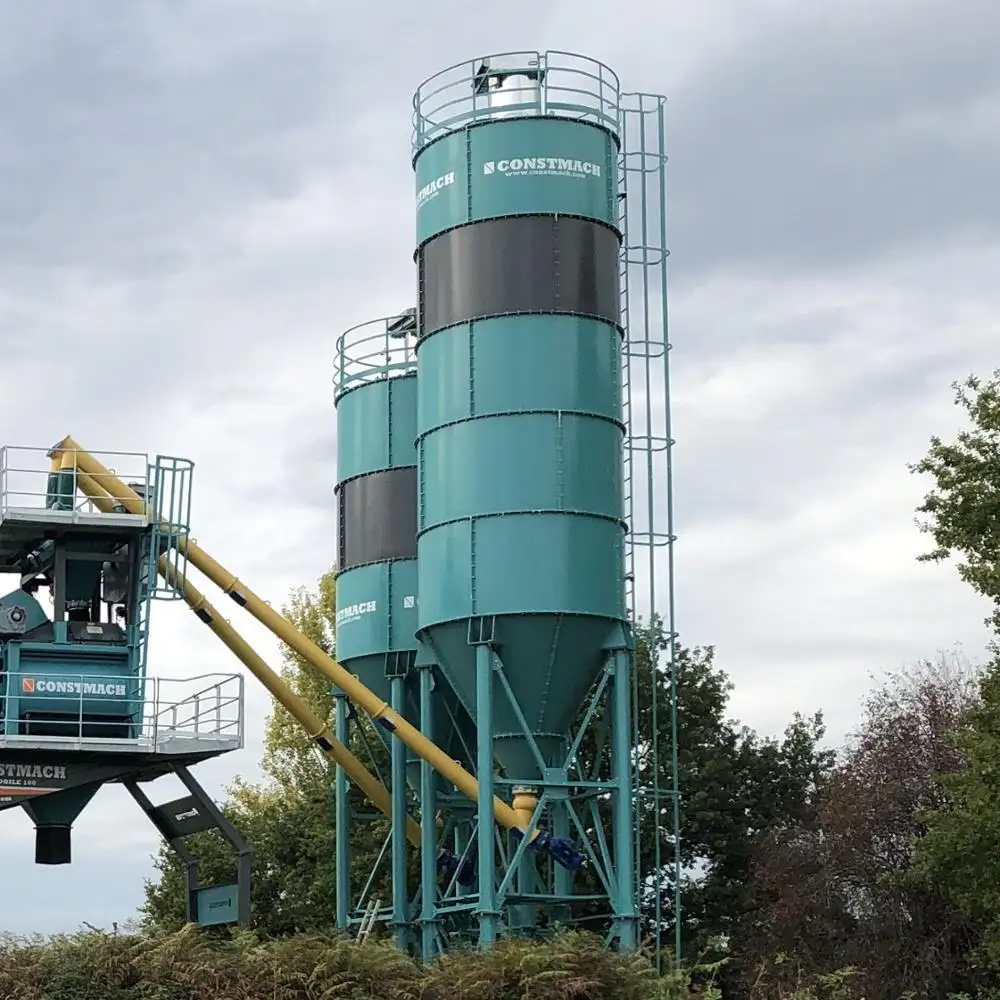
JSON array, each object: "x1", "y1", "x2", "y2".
[
  {"x1": 337, "y1": 467, "x2": 417, "y2": 570},
  {"x1": 418, "y1": 215, "x2": 622, "y2": 337}
]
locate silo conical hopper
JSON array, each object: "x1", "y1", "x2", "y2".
[
  {"x1": 334, "y1": 312, "x2": 475, "y2": 786},
  {"x1": 412, "y1": 54, "x2": 627, "y2": 784}
]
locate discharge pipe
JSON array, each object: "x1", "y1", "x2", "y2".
[
  {"x1": 75, "y1": 469, "x2": 424, "y2": 849},
  {"x1": 58, "y1": 437, "x2": 582, "y2": 870}
]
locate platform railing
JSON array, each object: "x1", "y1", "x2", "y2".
[
  {"x1": 412, "y1": 50, "x2": 621, "y2": 153},
  {"x1": 151, "y1": 674, "x2": 244, "y2": 745},
  {"x1": 0, "y1": 445, "x2": 150, "y2": 521},
  {"x1": 0, "y1": 671, "x2": 244, "y2": 752},
  {"x1": 334, "y1": 310, "x2": 418, "y2": 398}
]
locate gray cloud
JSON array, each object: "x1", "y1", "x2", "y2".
[{"x1": 668, "y1": 0, "x2": 1000, "y2": 275}]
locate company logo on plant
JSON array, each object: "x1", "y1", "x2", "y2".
[
  {"x1": 20, "y1": 676, "x2": 127, "y2": 698},
  {"x1": 416, "y1": 171, "x2": 455, "y2": 208},
  {"x1": 336, "y1": 601, "x2": 377, "y2": 626},
  {"x1": 482, "y1": 156, "x2": 602, "y2": 179}
]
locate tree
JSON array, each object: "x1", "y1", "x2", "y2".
[
  {"x1": 912, "y1": 653, "x2": 1000, "y2": 974},
  {"x1": 734, "y1": 653, "x2": 982, "y2": 1000},
  {"x1": 665, "y1": 650, "x2": 833, "y2": 965},
  {"x1": 260, "y1": 571, "x2": 339, "y2": 790},
  {"x1": 143, "y1": 568, "x2": 354, "y2": 933},
  {"x1": 573, "y1": 620, "x2": 834, "y2": 965},
  {"x1": 143, "y1": 571, "x2": 832, "y2": 960},
  {"x1": 141, "y1": 774, "x2": 338, "y2": 936},
  {"x1": 911, "y1": 369, "x2": 1000, "y2": 630}
]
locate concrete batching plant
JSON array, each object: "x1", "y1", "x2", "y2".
[
  {"x1": 0, "y1": 47, "x2": 676, "y2": 962},
  {"x1": 0, "y1": 446, "x2": 250, "y2": 926}
]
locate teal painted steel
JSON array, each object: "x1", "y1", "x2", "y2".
[
  {"x1": 46, "y1": 469, "x2": 75, "y2": 510},
  {"x1": 415, "y1": 299, "x2": 626, "y2": 781},
  {"x1": 334, "y1": 323, "x2": 474, "y2": 785},
  {"x1": 415, "y1": 117, "x2": 618, "y2": 244},
  {"x1": 13, "y1": 656, "x2": 136, "y2": 719},
  {"x1": 335, "y1": 370, "x2": 422, "y2": 766},
  {"x1": 335, "y1": 372, "x2": 420, "y2": 481},
  {"x1": 195, "y1": 884, "x2": 241, "y2": 926},
  {"x1": 0, "y1": 590, "x2": 48, "y2": 633},
  {"x1": 409, "y1": 50, "x2": 648, "y2": 956},
  {"x1": 413, "y1": 53, "x2": 628, "y2": 782},
  {"x1": 335, "y1": 559, "x2": 417, "y2": 664}
]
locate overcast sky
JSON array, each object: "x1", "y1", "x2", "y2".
[{"x1": 0, "y1": 0, "x2": 996, "y2": 934}]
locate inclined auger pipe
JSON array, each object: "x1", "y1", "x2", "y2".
[
  {"x1": 56, "y1": 437, "x2": 540, "y2": 842},
  {"x1": 75, "y1": 469, "x2": 423, "y2": 849}
]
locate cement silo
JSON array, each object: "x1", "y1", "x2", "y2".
[{"x1": 412, "y1": 51, "x2": 640, "y2": 948}]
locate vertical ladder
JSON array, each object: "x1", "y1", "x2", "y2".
[
  {"x1": 618, "y1": 145, "x2": 635, "y2": 619},
  {"x1": 356, "y1": 897, "x2": 381, "y2": 943}
]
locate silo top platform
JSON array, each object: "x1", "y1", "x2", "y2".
[
  {"x1": 333, "y1": 310, "x2": 417, "y2": 400},
  {"x1": 0, "y1": 444, "x2": 149, "y2": 563},
  {"x1": 411, "y1": 50, "x2": 622, "y2": 155}
]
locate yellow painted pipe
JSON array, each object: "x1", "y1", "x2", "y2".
[
  {"x1": 74, "y1": 468, "x2": 421, "y2": 848},
  {"x1": 58, "y1": 437, "x2": 530, "y2": 837}
]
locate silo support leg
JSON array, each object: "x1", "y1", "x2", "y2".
[
  {"x1": 475, "y1": 643, "x2": 501, "y2": 946},
  {"x1": 611, "y1": 648, "x2": 639, "y2": 950},
  {"x1": 334, "y1": 689, "x2": 351, "y2": 931},
  {"x1": 418, "y1": 664, "x2": 441, "y2": 960},
  {"x1": 551, "y1": 806, "x2": 573, "y2": 925},
  {"x1": 390, "y1": 675, "x2": 411, "y2": 950}
]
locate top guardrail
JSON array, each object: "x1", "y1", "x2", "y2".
[
  {"x1": 333, "y1": 310, "x2": 418, "y2": 399},
  {"x1": 412, "y1": 50, "x2": 622, "y2": 156},
  {"x1": 0, "y1": 444, "x2": 150, "y2": 522}
]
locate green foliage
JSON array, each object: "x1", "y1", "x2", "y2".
[
  {"x1": 261, "y1": 569, "x2": 337, "y2": 789},
  {"x1": 911, "y1": 370, "x2": 1000, "y2": 629},
  {"x1": 140, "y1": 776, "x2": 336, "y2": 936},
  {"x1": 913, "y1": 654, "x2": 1000, "y2": 970},
  {"x1": 671, "y1": 650, "x2": 834, "y2": 954},
  {"x1": 737, "y1": 653, "x2": 985, "y2": 999},
  {"x1": 603, "y1": 623, "x2": 834, "y2": 958},
  {"x1": 0, "y1": 927, "x2": 677, "y2": 1000},
  {"x1": 0, "y1": 926, "x2": 952, "y2": 999}
]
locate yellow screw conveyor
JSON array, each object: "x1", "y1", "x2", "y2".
[
  {"x1": 54, "y1": 436, "x2": 570, "y2": 859},
  {"x1": 73, "y1": 466, "x2": 422, "y2": 848}
]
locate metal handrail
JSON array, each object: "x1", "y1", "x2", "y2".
[
  {"x1": 412, "y1": 50, "x2": 621, "y2": 153},
  {"x1": 0, "y1": 671, "x2": 244, "y2": 749},
  {"x1": 0, "y1": 445, "x2": 150, "y2": 519},
  {"x1": 334, "y1": 311, "x2": 418, "y2": 399}
]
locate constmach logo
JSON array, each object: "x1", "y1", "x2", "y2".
[
  {"x1": 21, "y1": 677, "x2": 127, "y2": 698},
  {"x1": 336, "y1": 601, "x2": 377, "y2": 627},
  {"x1": 416, "y1": 171, "x2": 455, "y2": 209},
  {"x1": 483, "y1": 156, "x2": 602, "y2": 178}
]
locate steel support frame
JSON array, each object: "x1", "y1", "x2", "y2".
[
  {"x1": 408, "y1": 616, "x2": 638, "y2": 955},
  {"x1": 126, "y1": 762, "x2": 251, "y2": 927},
  {"x1": 333, "y1": 663, "x2": 422, "y2": 949}
]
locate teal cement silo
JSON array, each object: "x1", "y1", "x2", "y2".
[
  {"x1": 412, "y1": 54, "x2": 627, "y2": 787},
  {"x1": 333, "y1": 312, "x2": 474, "y2": 786}
]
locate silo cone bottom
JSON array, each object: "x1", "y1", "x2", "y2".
[
  {"x1": 421, "y1": 615, "x2": 613, "y2": 780},
  {"x1": 22, "y1": 783, "x2": 101, "y2": 865},
  {"x1": 492, "y1": 735, "x2": 567, "y2": 787}
]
